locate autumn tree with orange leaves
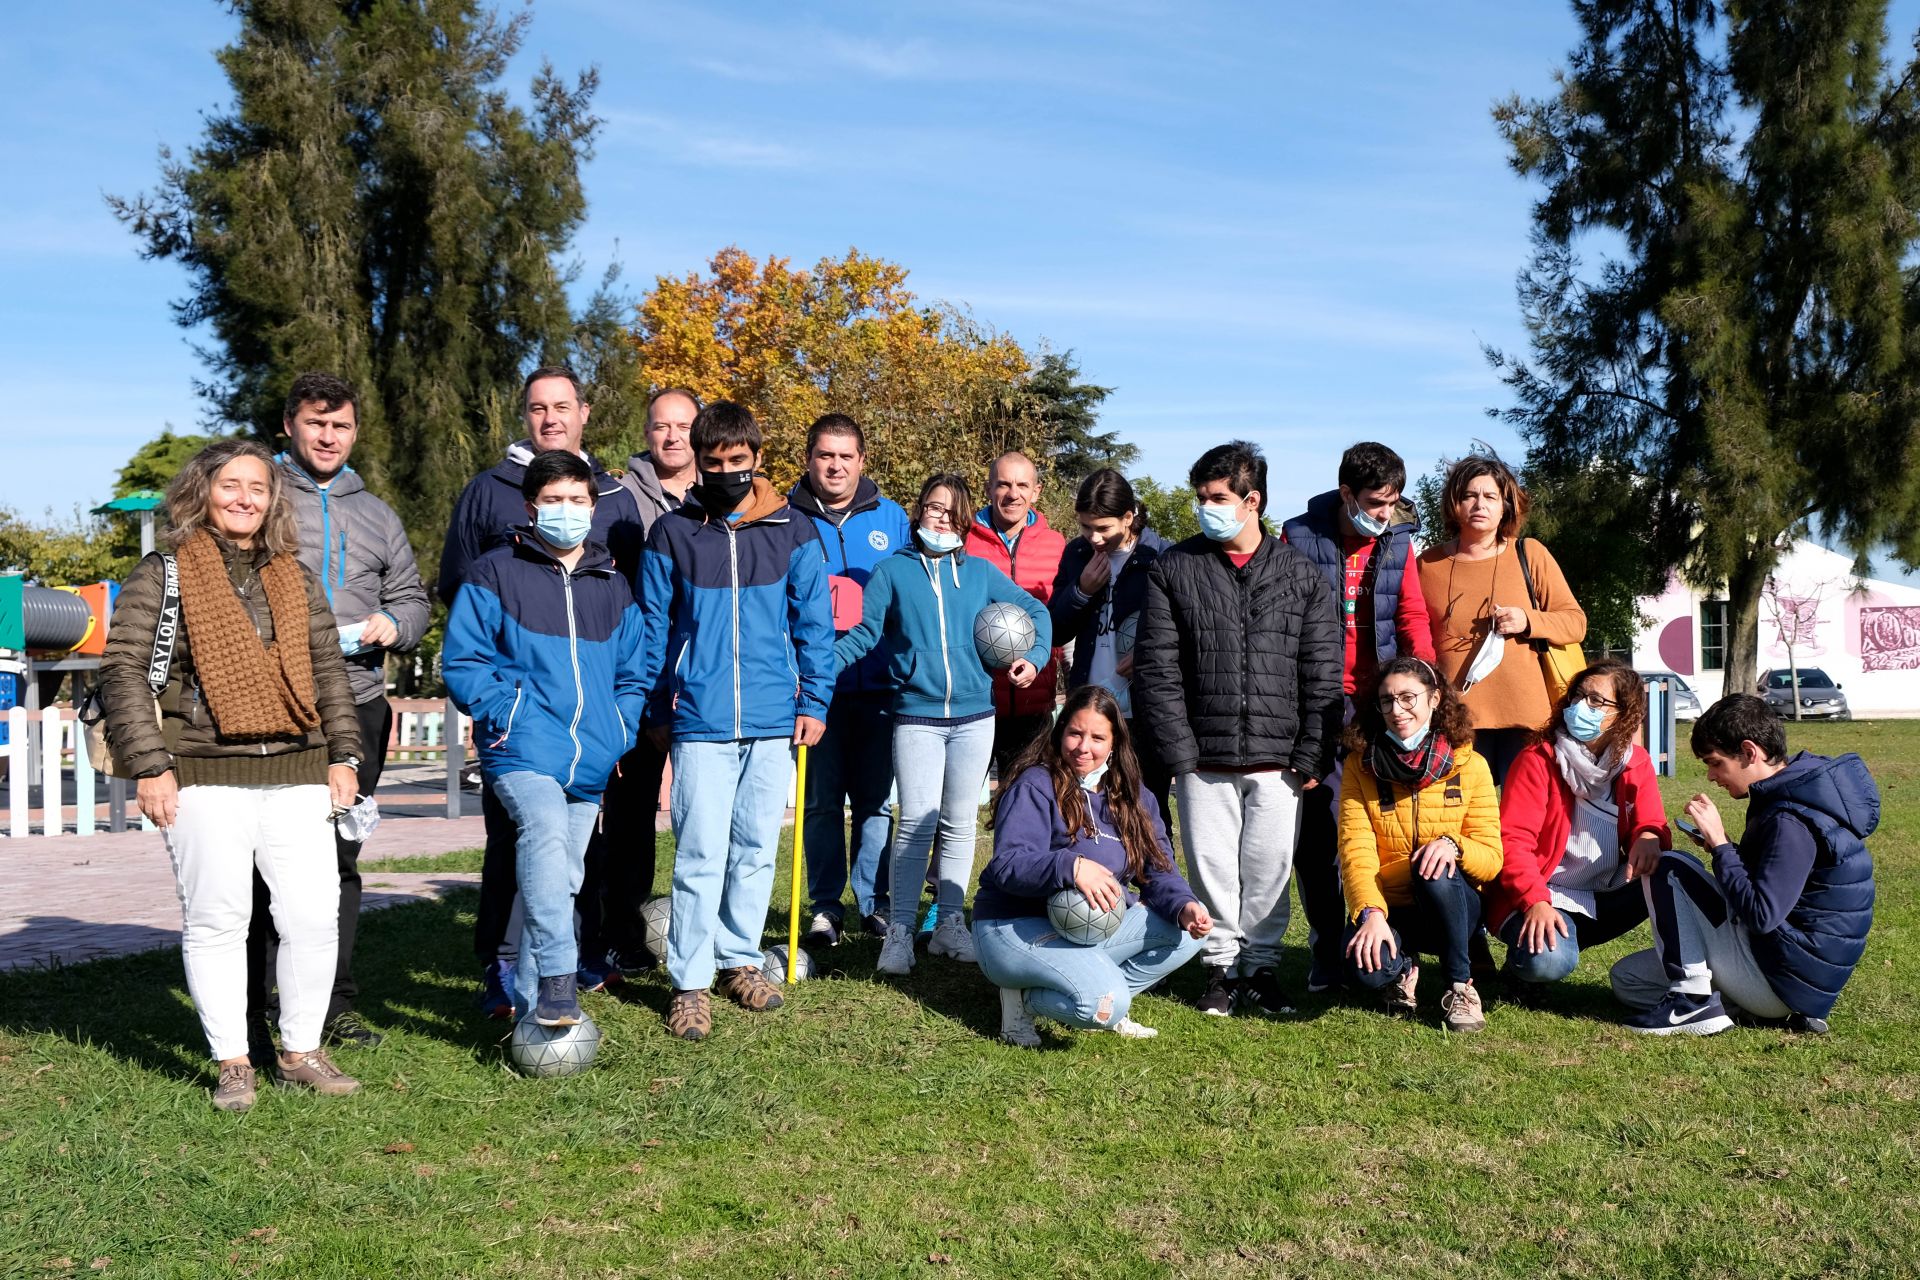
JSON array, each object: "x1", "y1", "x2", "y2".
[{"x1": 624, "y1": 247, "x2": 1057, "y2": 500}]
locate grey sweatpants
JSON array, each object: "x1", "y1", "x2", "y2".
[{"x1": 1175, "y1": 768, "x2": 1303, "y2": 972}]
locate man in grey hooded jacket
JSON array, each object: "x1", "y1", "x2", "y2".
[{"x1": 247, "y1": 372, "x2": 430, "y2": 1050}]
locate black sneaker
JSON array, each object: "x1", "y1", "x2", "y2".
[
  {"x1": 1305, "y1": 956, "x2": 1347, "y2": 995},
  {"x1": 1195, "y1": 967, "x2": 1238, "y2": 1017},
  {"x1": 534, "y1": 974, "x2": 584, "y2": 1028},
  {"x1": 1242, "y1": 966, "x2": 1296, "y2": 1015},
  {"x1": 861, "y1": 912, "x2": 889, "y2": 939},
  {"x1": 611, "y1": 945, "x2": 660, "y2": 974},
  {"x1": 802, "y1": 911, "x2": 842, "y2": 948},
  {"x1": 1469, "y1": 929, "x2": 1498, "y2": 986},
  {"x1": 324, "y1": 1011, "x2": 383, "y2": 1049},
  {"x1": 1623, "y1": 990, "x2": 1733, "y2": 1037}
]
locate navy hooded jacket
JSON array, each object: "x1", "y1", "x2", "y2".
[
  {"x1": 1049, "y1": 528, "x2": 1170, "y2": 693},
  {"x1": 1718, "y1": 751, "x2": 1878, "y2": 1019},
  {"x1": 442, "y1": 532, "x2": 647, "y2": 801},
  {"x1": 438, "y1": 441, "x2": 647, "y2": 604}
]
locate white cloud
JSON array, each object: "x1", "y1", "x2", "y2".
[{"x1": 598, "y1": 110, "x2": 813, "y2": 170}]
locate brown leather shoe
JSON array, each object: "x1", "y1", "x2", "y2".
[
  {"x1": 275, "y1": 1048, "x2": 361, "y2": 1096},
  {"x1": 717, "y1": 965, "x2": 785, "y2": 1012},
  {"x1": 212, "y1": 1062, "x2": 257, "y2": 1113},
  {"x1": 665, "y1": 989, "x2": 712, "y2": 1041}
]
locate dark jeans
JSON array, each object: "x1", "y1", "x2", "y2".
[
  {"x1": 1127, "y1": 715, "x2": 1173, "y2": 836},
  {"x1": 992, "y1": 710, "x2": 1054, "y2": 784},
  {"x1": 474, "y1": 780, "x2": 518, "y2": 965},
  {"x1": 1497, "y1": 883, "x2": 1648, "y2": 984},
  {"x1": 1475, "y1": 727, "x2": 1533, "y2": 789},
  {"x1": 1291, "y1": 694, "x2": 1353, "y2": 980},
  {"x1": 1344, "y1": 863, "x2": 1483, "y2": 987},
  {"x1": 577, "y1": 737, "x2": 668, "y2": 962},
  {"x1": 246, "y1": 695, "x2": 392, "y2": 1023},
  {"x1": 804, "y1": 694, "x2": 895, "y2": 923}
]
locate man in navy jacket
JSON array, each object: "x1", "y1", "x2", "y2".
[
  {"x1": 1611, "y1": 694, "x2": 1877, "y2": 1035},
  {"x1": 788, "y1": 414, "x2": 913, "y2": 947}
]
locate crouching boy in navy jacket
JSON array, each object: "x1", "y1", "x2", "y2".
[
  {"x1": 1611, "y1": 694, "x2": 1877, "y2": 1035},
  {"x1": 638, "y1": 402, "x2": 835, "y2": 1042},
  {"x1": 443, "y1": 451, "x2": 647, "y2": 1029}
]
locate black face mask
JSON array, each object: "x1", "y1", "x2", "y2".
[{"x1": 695, "y1": 468, "x2": 755, "y2": 511}]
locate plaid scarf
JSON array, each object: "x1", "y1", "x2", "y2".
[{"x1": 1364, "y1": 731, "x2": 1455, "y2": 791}]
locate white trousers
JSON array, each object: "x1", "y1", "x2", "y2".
[
  {"x1": 165, "y1": 783, "x2": 340, "y2": 1059},
  {"x1": 1175, "y1": 768, "x2": 1304, "y2": 972}
]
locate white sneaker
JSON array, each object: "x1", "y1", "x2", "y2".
[
  {"x1": 876, "y1": 923, "x2": 915, "y2": 975},
  {"x1": 1113, "y1": 1017, "x2": 1159, "y2": 1039},
  {"x1": 928, "y1": 915, "x2": 978, "y2": 963},
  {"x1": 999, "y1": 987, "x2": 1041, "y2": 1047}
]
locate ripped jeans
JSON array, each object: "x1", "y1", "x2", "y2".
[{"x1": 974, "y1": 903, "x2": 1204, "y2": 1029}]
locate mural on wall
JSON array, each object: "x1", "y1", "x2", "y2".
[
  {"x1": 1763, "y1": 575, "x2": 1834, "y2": 664},
  {"x1": 1859, "y1": 605, "x2": 1920, "y2": 671}
]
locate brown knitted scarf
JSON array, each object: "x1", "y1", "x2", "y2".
[{"x1": 175, "y1": 528, "x2": 321, "y2": 741}]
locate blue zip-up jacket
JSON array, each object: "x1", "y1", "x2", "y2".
[
  {"x1": 975, "y1": 764, "x2": 1199, "y2": 922},
  {"x1": 637, "y1": 479, "x2": 835, "y2": 741},
  {"x1": 1715, "y1": 751, "x2": 1878, "y2": 1019},
  {"x1": 787, "y1": 475, "x2": 913, "y2": 697},
  {"x1": 443, "y1": 532, "x2": 646, "y2": 800},
  {"x1": 437, "y1": 440, "x2": 647, "y2": 604},
  {"x1": 834, "y1": 543, "x2": 1052, "y2": 722}
]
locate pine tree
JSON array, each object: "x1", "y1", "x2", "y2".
[
  {"x1": 1019, "y1": 351, "x2": 1126, "y2": 495},
  {"x1": 1490, "y1": 0, "x2": 1920, "y2": 692},
  {"x1": 107, "y1": 0, "x2": 599, "y2": 582}
]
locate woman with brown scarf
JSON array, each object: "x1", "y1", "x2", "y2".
[{"x1": 100, "y1": 440, "x2": 364, "y2": 1113}]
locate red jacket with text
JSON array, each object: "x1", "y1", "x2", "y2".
[{"x1": 964, "y1": 508, "x2": 1066, "y2": 720}]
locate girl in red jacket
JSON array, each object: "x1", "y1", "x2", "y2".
[{"x1": 1489, "y1": 659, "x2": 1670, "y2": 984}]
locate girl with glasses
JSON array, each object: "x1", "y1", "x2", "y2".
[
  {"x1": 1486, "y1": 659, "x2": 1671, "y2": 986},
  {"x1": 1338, "y1": 657, "x2": 1502, "y2": 1030}
]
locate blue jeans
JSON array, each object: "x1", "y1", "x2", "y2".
[
  {"x1": 1345, "y1": 864, "x2": 1483, "y2": 987},
  {"x1": 490, "y1": 770, "x2": 600, "y2": 1016},
  {"x1": 975, "y1": 904, "x2": 1204, "y2": 1028},
  {"x1": 1497, "y1": 883, "x2": 1648, "y2": 984},
  {"x1": 667, "y1": 737, "x2": 794, "y2": 991},
  {"x1": 890, "y1": 717, "x2": 995, "y2": 932},
  {"x1": 804, "y1": 694, "x2": 895, "y2": 922}
]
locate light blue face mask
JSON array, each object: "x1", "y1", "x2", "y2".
[
  {"x1": 1348, "y1": 503, "x2": 1390, "y2": 538},
  {"x1": 1078, "y1": 760, "x2": 1110, "y2": 791},
  {"x1": 1385, "y1": 721, "x2": 1431, "y2": 753},
  {"x1": 533, "y1": 503, "x2": 593, "y2": 550},
  {"x1": 1563, "y1": 700, "x2": 1607, "y2": 743},
  {"x1": 917, "y1": 527, "x2": 963, "y2": 555},
  {"x1": 1194, "y1": 500, "x2": 1248, "y2": 542}
]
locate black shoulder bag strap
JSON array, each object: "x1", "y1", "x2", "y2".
[
  {"x1": 1512, "y1": 537, "x2": 1546, "y2": 653},
  {"x1": 145, "y1": 554, "x2": 181, "y2": 696}
]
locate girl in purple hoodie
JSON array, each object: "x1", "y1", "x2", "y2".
[{"x1": 975, "y1": 685, "x2": 1214, "y2": 1045}]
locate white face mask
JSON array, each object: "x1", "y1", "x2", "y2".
[
  {"x1": 1078, "y1": 759, "x2": 1110, "y2": 791},
  {"x1": 332, "y1": 794, "x2": 380, "y2": 844},
  {"x1": 1460, "y1": 628, "x2": 1505, "y2": 689}
]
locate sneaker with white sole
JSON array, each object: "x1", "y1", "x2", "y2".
[
  {"x1": 1384, "y1": 962, "x2": 1420, "y2": 1018},
  {"x1": 999, "y1": 987, "x2": 1041, "y2": 1047},
  {"x1": 1440, "y1": 979, "x2": 1486, "y2": 1033},
  {"x1": 876, "y1": 923, "x2": 915, "y2": 975},
  {"x1": 1624, "y1": 990, "x2": 1733, "y2": 1037},
  {"x1": 803, "y1": 912, "x2": 842, "y2": 948},
  {"x1": 1195, "y1": 966, "x2": 1237, "y2": 1016},
  {"x1": 928, "y1": 915, "x2": 977, "y2": 963},
  {"x1": 1113, "y1": 1017, "x2": 1159, "y2": 1039}
]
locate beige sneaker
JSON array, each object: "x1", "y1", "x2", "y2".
[
  {"x1": 1385, "y1": 962, "x2": 1420, "y2": 1018},
  {"x1": 665, "y1": 989, "x2": 712, "y2": 1041},
  {"x1": 1441, "y1": 980, "x2": 1486, "y2": 1033},
  {"x1": 212, "y1": 1062, "x2": 256, "y2": 1113},
  {"x1": 274, "y1": 1048, "x2": 362, "y2": 1096},
  {"x1": 717, "y1": 964, "x2": 785, "y2": 1012}
]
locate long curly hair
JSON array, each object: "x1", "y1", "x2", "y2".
[
  {"x1": 163, "y1": 438, "x2": 300, "y2": 558},
  {"x1": 997, "y1": 685, "x2": 1172, "y2": 881},
  {"x1": 1345, "y1": 656, "x2": 1475, "y2": 753},
  {"x1": 1537, "y1": 658, "x2": 1645, "y2": 762}
]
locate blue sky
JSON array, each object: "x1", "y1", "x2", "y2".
[{"x1": 5, "y1": 0, "x2": 1917, "y2": 545}]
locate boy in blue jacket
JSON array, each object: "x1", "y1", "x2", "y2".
[
  {"x1": 638, "y1": 402, "x2": 835, "y2": 1041},
  {"x1": 443, "y1": 451, "x2": 647, "y2": 1030},
  {"x1": 1611, "y1": 694, "x2": 1877, "y2": 1035}
]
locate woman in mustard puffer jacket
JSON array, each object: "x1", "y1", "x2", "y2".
[{"x1": 1339, "y1": 656, "x2": 1503, "y2": 1031}]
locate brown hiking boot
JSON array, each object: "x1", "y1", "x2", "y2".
[
  {"x1": 1441, "y1": 980, "x2": 1486, "y2": 1033},
  {"x1": 212, "y1": 1062, "x2": 257, "y2": 1113},
  {"x1": 718, "y1": 964, "x2": 785, "y2": 1012},
  {"x1": 1384, "y1": 962, "x2": 1420, "y2": 1018},
  {"x1": 665, "y1": 988, "x2": 712, "y2": 1041},
  {"x1": 275, "y1": 1048, "x2": 362, "y2": 1096}
]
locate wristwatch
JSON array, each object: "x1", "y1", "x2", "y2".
[{"x1": 336, "y1": 757, "x2": 361, "y2": 771}]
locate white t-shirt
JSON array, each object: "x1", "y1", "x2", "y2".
[{"x1": 1085, "y1": 545, "x2": 1136, "y2": 715}]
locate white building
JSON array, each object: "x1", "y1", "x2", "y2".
[{"x1": 1629, "y1": 540, "x2": 1920, "y2": 717}]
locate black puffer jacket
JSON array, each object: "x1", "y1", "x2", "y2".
[{"x1": 1132, "y1": 532, "x2": 1344, "y2": 777}]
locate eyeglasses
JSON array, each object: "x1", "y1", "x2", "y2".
[
  {"x1": 1576, "y1": 690, "x2": 1620, "y2": 711},
  {"x1": 1377, "y1": 692, "x2": 1429, "y2": 713},
  {"x1": 921, "y1": 503, "x2": 954, "y2": 524}
]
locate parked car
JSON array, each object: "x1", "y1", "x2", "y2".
[
  {"x1": 1640, "y1": 670, "x2": 1703, "y2": 720},
  {"x1": 1758, "y1": 667, "x2": 1851, "y2": 720}
]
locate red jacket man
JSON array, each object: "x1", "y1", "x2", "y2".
[{"x1": 964, "y1": 451, "x2": 1066, "y2": 778}]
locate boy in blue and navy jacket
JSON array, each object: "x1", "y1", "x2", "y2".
[
  {"x1": 1611, "y1": 693, "x2": 1877, "y2": 1035},
  {"x1": 443, "y1": 451, "x2": 647, "y2": 1031},
  {"x1": 787, "y1": 413, "x2": 914, "y2": 945},
  {"x1": 638, "y1": 402, "x2": 835, "y2": 1041}
]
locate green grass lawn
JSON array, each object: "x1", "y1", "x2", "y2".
[{"x1": 3, "y1": 721, "x2": 1915, "y2": 1278}]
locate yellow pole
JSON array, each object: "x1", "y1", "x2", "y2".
[{"x1": 787, "y1": 742, "x2": 808, "y2": 984}]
